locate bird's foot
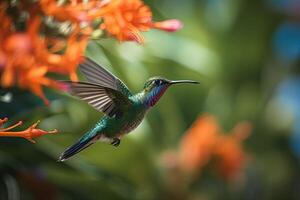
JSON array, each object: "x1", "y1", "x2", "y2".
[{"x1": 111, "y1": 138, "x2": 121, "y2": 147}]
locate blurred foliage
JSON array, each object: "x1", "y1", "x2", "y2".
[{"x1": 1, "y1": 0, "x2": 300, "y2": 199}]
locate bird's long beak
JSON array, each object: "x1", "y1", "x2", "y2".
[{"x1": 169, "y1": 80, "x2": 199, "y2": 85}]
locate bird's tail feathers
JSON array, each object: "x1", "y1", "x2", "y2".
[{"x1": 58, "y1": 136, "x2": 95, "y2": 162}]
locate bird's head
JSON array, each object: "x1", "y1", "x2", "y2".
[{"x1": 142, "y1": 76, "x2": 199, "y2": 107}]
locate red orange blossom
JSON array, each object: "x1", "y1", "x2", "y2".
[
  {"x1": 0, "y1": 0, "x2": 182, "y2": 104},
  {"x1": 179, "y1": 114, "x2": 251, "y2": 180},
  {"x1": 0, "y1": 117, "x2": 58, "y2": 143},
  {"x1": 161, "y1": 114, "x2": 251, "y2": 181},
  {"x1": 100, "y1": 0, "x2": 182, "y2": 43}
]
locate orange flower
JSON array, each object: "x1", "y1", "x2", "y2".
[
  {"x1": 2, "y1": 33, "x2": 35, "y2": 87},
  {"x1": 0, "y1": 0, "x2": 183, "y2": 103},
  {"x1": 178, "y1": 114, "x2": 251, "y2": 180},
  {"x1": 179, "y1": 114, "x2": 219, "y2": 173},
  {"x1": 100, "y1": 0, "x2": 183, "y2": 43},
  {"x1": 0, "y1": 16, "x2": 61, "y2": 104},
  {"x1": 18, "y1": 66, "x2": 59, "y2": 105},
  {"x1": 0, "y1": 118, "x2": 58, "y2": 143},
  {"x1": 214, "y1": 122, "x2": 251, "y2": 180},
  {"x1": 0, "y1": 13, "x2": 86, "y2": 103},
  {"x1": 39, "y1": 0, "x2": 90, "y2": 23},
  {"x1": 39, "y1": 0, "x2": 118, "y2": 23},
  {"x1": 46, "y1": 27, "x2": 88, "y2": 81}
]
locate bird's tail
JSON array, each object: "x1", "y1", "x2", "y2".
[
  {"x1": 58, "y1": 137, "x2": 93, "y2": 162},
  {"x1": 58, "y1": 128, "x2": 99, "y2": 162}
]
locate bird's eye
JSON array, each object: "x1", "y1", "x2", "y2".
[{"x1": 154, "y1": 80, "x2": 162, "y2": 85}]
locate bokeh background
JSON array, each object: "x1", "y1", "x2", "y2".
[{"x1": 1, "y1": 0, "x2": 300, "y2": 199}]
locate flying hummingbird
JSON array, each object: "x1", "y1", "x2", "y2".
[{"x1": 58, "y1": 57, "x2": 199, "y2": 162}]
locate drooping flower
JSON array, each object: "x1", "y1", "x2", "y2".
[
  {"x1": 0, "y1": 2, "x2": 89, "y2": 103},
  {"x1": 0, "y1": 118, "x2": 58, "y2": 143},
  {"x1": 177, "y1": 114, "x2": 251, "y2": 180},
  {"x1": 159, "y1": 114, "x2": 251, "y2": 199},
  {"x1": 152, "y1": 19, "x2": 183, "y2": 32},
  {"x1": 214, "y1": 122, "x2": 251, "y2": 180},
  {"x1": 100, "y1": 0, "x2": 183, "y2": 43},
  {"x1": 39, "y1": 0, "x2": 120, "y2": 24},
  {"x1": 46, "y1": 27, "x2": 88, "y2": 81},
  {"x1": 39, "y1": 0, "x2": 90, "y2": 23},
  {"x1": 18, "y1": 65, "x2": 59, "y2": 105},
  {"x1": 179, "y1": 114, "x2": 219, "y2": 173},
  {"x1": 0, "y1": 0, "x2": 183, "y2": 103},
  {"x1": 0, "y1": 16, "x2": 61, "y2": 104}
]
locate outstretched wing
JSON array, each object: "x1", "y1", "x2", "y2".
[
  {"x1": 79, "y1": 57, "x2": 132, "y2": 97},
  {"x1": 62, "y1": 57, "x2": 132, "y2": 117}
]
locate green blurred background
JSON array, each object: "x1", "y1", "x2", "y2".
[{"x1": 1, "y1": 0, "x2": 300, "y2": 199}]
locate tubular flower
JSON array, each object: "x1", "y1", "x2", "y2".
[
  {"x1": 177, "y1": 114, "x2": 251, "y2": 180},
  {"x1": 18, "y1": 65, "x2": 59, "y2": 105},
  {"x1": 0, "y1": 16, "x2": 61, "y2": 104},
  {"x1": 214, "y1": 122, "x2": 251, "y2": 180},
  {"x1": 0, "y1": 0, "x2": 183, "y2": 103},
  {"x1": 46, "y1": 27, "x2": 88, "y2": 81},
  {"x1": 39, "y1": 0, "x2": 120, "y2": 23},
  {"x1": 100, "y1": 0, "x2": 183, "y2": 43},
  {"x1": 179, "y1": 114, "x2": 219, "y2": 173},
  {"x1": 39, "y1": 0, "x2": 90, "y2": 23},
  {"x1": 0, "y1": 118, "x2": 58, "y2": 143}
]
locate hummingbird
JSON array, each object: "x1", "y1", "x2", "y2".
[{"x1": 58, "y1": 57, "x2": 199, "y2": 162}]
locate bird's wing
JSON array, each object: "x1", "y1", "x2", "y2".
[
  {"x1": 62, "y1": 81, "x2": 132, "y2": 117},
  {"x1": 79, "y1": 57, "x2": 132, "y2": 98},
  {"x1": 62, "y1": 57, "x2": 133, "y2": 117}
]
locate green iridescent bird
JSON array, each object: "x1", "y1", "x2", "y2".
[{"x1": 58, "y1": 57, "x2": 199, "y2": 162}]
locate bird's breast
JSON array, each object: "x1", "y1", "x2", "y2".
[{"x1": 122, "y1": 111, "x2": 146, "y2": 134}]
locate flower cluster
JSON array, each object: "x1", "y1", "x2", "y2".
[
  {"x1": 161, "y1": 114, "x2": 251, "y2": 181},
  {"x1": 179, "y1": 114, "x2": 251, "y2": 180},
  {"x1": 0, "y1": 117, "x2": 58, "y2": 143},
  {"x1": 0, "y1": 0, "x2": 182, "y2": 104}
]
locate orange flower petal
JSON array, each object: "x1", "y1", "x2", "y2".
[
  {"x1": 179, "y1": 114, "x2": 220, "y2": 173},
  {"x1": 178, "y1": 113, "x2": 251, "y2": 180},
  {"x1": 153, "y1": 19, "x2": 183, "y2": 32},
  {"x1": 0, "y1": 118, "x2": 58, "y2": 143}
]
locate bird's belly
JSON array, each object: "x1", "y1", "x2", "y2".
[
  {"x1": 94, "y1": 134, "x2": 113, "y2": 143},
  {"x1": 122, "y1": 112, "x2": 145, "y2": 134},
  {"x1": 101, "y1": 107, "x2": 147, "y2": 138}
]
